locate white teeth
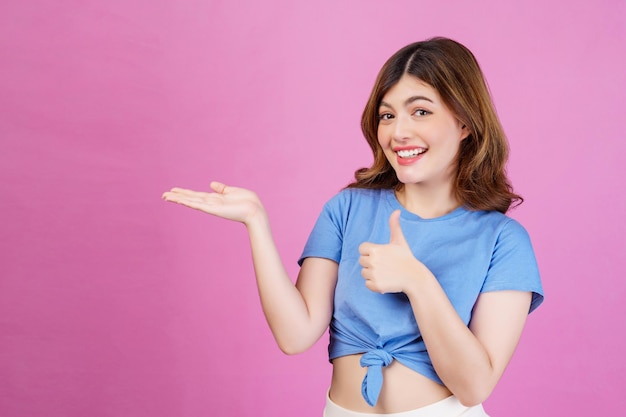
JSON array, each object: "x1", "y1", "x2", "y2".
[{"x1": 397, "y1": 148, "x2": 426, "y2": 158}]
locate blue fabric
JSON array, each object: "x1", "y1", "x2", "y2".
[
  {"x1": 298, "y1": 188, "x2": 544, "y2": 406},
  {"x1": 360, "y1": 349, "x2": 393, "y2": 406}
]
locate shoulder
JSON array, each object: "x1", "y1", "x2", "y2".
[
  {"x1": 478, "y1": 211, "x2": 543, "y2": 312},
  {"x1": 331, "y1": 187, "x2": 389, "y2": 202},
  {"x1": 323, "y1": 187, "x2": 391, "y2": 212},
  {"x1": 487, "y1": 213, "x2": 533, "y2": 246},
  {"x1": 466, "y1": 210, "x2": 531, "y2": 240},
  {"x1": 456, "y1": 211, "x2": 537, "y2": 265}
]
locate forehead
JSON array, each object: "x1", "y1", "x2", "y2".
[{"x1": 381, "y1": 74, "x2": 440, "y2": 104}]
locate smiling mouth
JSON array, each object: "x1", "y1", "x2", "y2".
[{"x1": 396, "y1": 148, "x2": 427, "y2": 159}]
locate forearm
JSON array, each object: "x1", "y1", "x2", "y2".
[
  {"x1": 245, "y1": 212, "x2": 320, "y2": 354},
  {"x1": 163, "y1": 184, "x2": 329, "y2": 353},
  {"x1": 405, "y1": 274, "x2": 496, "y2": 406},
  {"x1": 359, "y1": 210, "x2": 530, "y2": 405}
]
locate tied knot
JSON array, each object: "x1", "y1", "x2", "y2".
[
  {"x1": 360, "y1": 349, "x2": 394, "y2": 407},
  {"x1": 360, "y1": 349, "x2": 393, "y2": 368}
]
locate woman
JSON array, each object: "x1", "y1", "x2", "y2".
[{"x1": 163, "y1": 37, "x2": 544, "y2": 417}]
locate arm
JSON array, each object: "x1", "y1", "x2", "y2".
[
  {"x1": 163, "y1": 182, "x2": 337, "y2": 354},
  {"x1": 359, "y1": 210, "x2": 531, "y2": 406},
  {"x1": 405, "y1": 279, "x2": 531, "y2": 406}
]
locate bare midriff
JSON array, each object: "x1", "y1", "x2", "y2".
[{"x1": 329, "y1": 354, "x2": 453, "y2": 413}]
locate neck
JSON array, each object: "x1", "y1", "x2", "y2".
[{"x1": 395, "y1": 182, "x2": 460, "y2": 219}]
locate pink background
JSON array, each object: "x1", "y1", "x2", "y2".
[{"x1": 1, "y1": 1, "x2": 625, "y2": 416}]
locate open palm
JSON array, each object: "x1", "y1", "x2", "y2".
[{"x1": 162, "y1": 181, "x2": 264, "y2": 225}]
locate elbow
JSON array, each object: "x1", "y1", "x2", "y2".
[
  {"x1": 276, "y1": 338, "x2": 310, "y2": 356},
  {"x1": 454, "y1": 381, "x2": 494, "y2": 407},
  {"x1": 270, "y1": 323, "x2": 322, "y2": 355},
  {"x1": 457, "y1": 395, "x2": 486, "y2": 408},
  {"x1": 278, "y1": 344, "x2": 305, "y2": 356},
  {"x1": 456, "y1": 392, "x2": 489, "y2": 408}
]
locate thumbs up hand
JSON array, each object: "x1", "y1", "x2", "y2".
[{"x1": 358, "y1": 210, "x2": 425, "y2": 294}]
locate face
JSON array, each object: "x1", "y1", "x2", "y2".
[{"x1": 377, "y1": 74, "x2": 469, "y2": 190}]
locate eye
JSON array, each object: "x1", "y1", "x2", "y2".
[
  {"x1": 413, "y1": 109, "x2": 430, "y2": 117},
  {"x1": 378, "y1": 113, "x2": 394, "y2": 121}
]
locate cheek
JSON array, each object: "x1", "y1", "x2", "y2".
[
  {"x1": 377, "y1": 126, "x2": 389, "y2": 147},
  {"x1": 430, "y1": 124, "x2": 462, "y2": 148}
]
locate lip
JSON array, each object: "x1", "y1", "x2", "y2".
[{"x1": 392, "y1": 146, "x2": 427, "y2": 166}]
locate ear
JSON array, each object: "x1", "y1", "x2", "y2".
[{"x1": 459, "y1": 123, "x2": 470, "y2": 141}]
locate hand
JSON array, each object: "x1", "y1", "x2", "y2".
[
  {"x1": 162, "y1": 181, "x2": 266, "y2": 226},
  {"x1": 358, "y1": 210, "x2": 425, "y2": 294}
]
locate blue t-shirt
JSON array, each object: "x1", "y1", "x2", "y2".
[{"x1": 298, "y1": 188, "x2": 544, "y2": 406}]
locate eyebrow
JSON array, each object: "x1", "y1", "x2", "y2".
[{"x1": 380, "y1": 95, "x2": 434, "y2": 109}]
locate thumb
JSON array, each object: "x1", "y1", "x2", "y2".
[
  {"x1": 210, "y1": 181, "x2": 228, "y2": 194},
  {"x1": 388, "y1": 210, "x2": 408, "y2": 245}
]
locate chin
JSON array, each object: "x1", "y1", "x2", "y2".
[{"x1": 394, "y1": 173, "x2": 424, "y2": 185}]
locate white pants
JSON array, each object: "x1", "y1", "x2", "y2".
[{"x1": 323, "y1": 393, "x2": 490, "y2": 417}]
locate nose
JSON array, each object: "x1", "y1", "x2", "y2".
[{"x1": 392, "y1": 113, "x2": 412, "y2": 142}]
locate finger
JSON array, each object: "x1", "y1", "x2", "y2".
[
  {"x1": 359, "y1": 242, "x2": 375, "y2": 255},
  {"x1": 170, "y1": 187, "x2": 198, "y2": 195},
  {"x1": 210, "y1": 181, "x2": 228, "y2": 194},
  {"x1": 163, "y1": 194, "x2": 206, "y2": 206},
  {"x1": 165, "y1": 187, "x2": 207, "y2": 198},
  {"x1": 360, "y1": 267, "x2": 372, "y2": 281},
  {"x1": 363, "y1": 279, "x2": 383, "y2": 294},
  {"x1": 358, "y1": 255, "x2": 371, "y2": 268},
  {"x1": 162, "y1": 191, "x2": 184, "y2": 201},
  {"x1": 163, "y1": 189, "x2": 196, "y2": 201},
  {"x1": 388, "y1": 210, "x2": 408, "y2": 245},
  {"x1": 165, "y1": 186, "x2": 228, "y2": 203},
  {"x1": 171, "y1": 198, "x2": 216, "y2": 213}
]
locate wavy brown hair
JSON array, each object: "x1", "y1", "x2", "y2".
[{"x1": 347, "y1": 37, "x2": 521, "y2": 213}]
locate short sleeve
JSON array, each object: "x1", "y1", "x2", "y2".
[
  {"x1": 481, "y1": 218, "x2": 544, "y2": 313},
  {"x1": 297, "y1": 192, "x2": 347, "y2": 266}
]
